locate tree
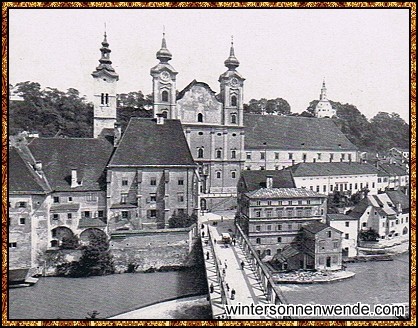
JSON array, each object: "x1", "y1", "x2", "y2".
[
  {"x1": 117, "y1": 91, "x2": 153, "y2": 131},
  {"x1": 168, "y1": 212, "x2": 197, "y2": 228},
  {"x1": 244, "y1": 97, "x2": 291, "y2": 115},
  {"x1": 60, "y1": 234, "x2": 80, "y2": 250}
]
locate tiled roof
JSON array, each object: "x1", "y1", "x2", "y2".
[
  {"x1": 273, "y1": 245, "x2": 301, "y2": 263},
  {"x1": 327, "y1": 214, "x2": 358, "y2": 221},
  {"x1": 245, "y1": 188, "x2": 326, "y2": 199},
  {"x1": 244, "y1": 114, "x2": 358, "y2": 150},
  {"x1": 302, "y1": 221, "x2": 331, "y2": 234},
  {"x1": 386, "y1": 190, "x2": 409, "y2": 211},
  {"x1": 50, "y1": 203, "x2": 81, "y2": 212},
  {"x1": 289, "y1": 162, "x2": 379, "y2": 177},
  {"x1": 346, "y1": 198, "x2": 370, "y2": 219},
  {"x1": 377, "y1": 164, "x2": 408, "y2": 176},
  {"x1": 28, "y1": 138, "x2": 113, "y2": 192},
  {"x1": 109, "y1": 118, "x2": 196, "y2": 167},
  {"x1": 240, "y1": 170, "x2": 295, "y2": 192},
  {"x1": 9, "y1": 147, "x2": 49, "y2": 194}
]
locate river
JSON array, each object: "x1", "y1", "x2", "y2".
[
  {"x1": 9, "y1": 267, "x2": 208, "y2": 320},
  {"x1": 9, "y1": 253, "x2": 409, "y2": 320}
]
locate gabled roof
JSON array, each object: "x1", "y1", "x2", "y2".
[
  {"x1": 245, "y1": 188, "x2": 326, "y2": 199},
  {"x1": 28, "y1": 137, "x2": 113, "y2": 192},
  {"x1": 377, "y1": 163, "x2": 408, "y2": 177},
  {"x1": 9, "y1": 147, "x2": 48, "y2": 194},
  {"x1": 109, "y1": 118, "x2": 196, "y2": 167},
  {"x1": 346, "y1": 198, "x2": 370, "y2": 219},
  {"x1": 386, "y1": 190, "x2": 409, "y2": 211},
  {"x1": 239, "y1": 170, "x2": 295, "y2": 192},
  {"x1": 303, "y1": 221, "x2": 338, "y2": 234},
  {"x1": 176, "y1": 80, "x2": 218, "y2": 101},
  {"x1": 244, "y1": 114, "x2": 358, "y2": 151},
  {"x1": 289, "y1": 162, "x2": 379, "y2": 177}
]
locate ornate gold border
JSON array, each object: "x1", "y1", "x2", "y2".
[{"x1": 2, "y1": 2, "x2": 416, "y2": 326}]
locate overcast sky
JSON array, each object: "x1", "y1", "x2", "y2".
[{"x1": 9, "y1": 8, "x2": 410, "y2": 121}]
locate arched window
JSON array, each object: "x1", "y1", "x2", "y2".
[
  {"x1": 231, "y1": 95, "x2": 237, "y2": 106},
  {"x1": 231, "y1": 150, "x2": 236, "y2": 159},
  {"x1": 231, "y1": 114, "x2": 237, "y2": 124},
  {"x1": 161, "y1": 90, "x2": 169, "y2": 102},
  {"x1": 197, "y1": 113, "x2": 203, "y2": 122},
  {"x1": 216, "y1": 149, "x2": 222, "y2": 159},
  {"x1": 161, "y1": 111, "x2": 168, "y2": 118},
  {"x1": 256, "y1": 238, "x2": 261, "y2": 244},
  {"x1": 197, "y1": 148, "x2": 204, "y2": 158},
  {"x1": 231, "y1": 171, "x2": 236, "y2": 179},
  {"x1": 216, "y1": 172, "x2": 221, "y2": 179},
  {"x1": 266, "y1": 249, "x2": 271, "y2": 256}
]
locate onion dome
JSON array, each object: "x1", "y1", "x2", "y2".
[
  {"x1": 156, "y1": 32, "x2": 172, "y2": 63},
  {"x1": 224, "y1": 38, "x2": 240, "y2": 70}
]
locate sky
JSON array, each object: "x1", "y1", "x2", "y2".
[{"x1": 9, "y1": 8, "x2": 410, "y2": 121}]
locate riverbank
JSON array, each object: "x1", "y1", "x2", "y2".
[
  {"x1": 273, "y1": 270, "x2": 355, "y2": 284},
  {"x1": 110, "y1": 295, "x2": 211, "y2": 319}
]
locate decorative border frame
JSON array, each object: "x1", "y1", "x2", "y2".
[{"x1": 1, "y1": 2, "x2": 416, "y2": 326}]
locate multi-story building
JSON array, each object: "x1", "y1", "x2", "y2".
[
  {"x1": 288, "y1": 162, "x2": 379, "y2": 196},
  {"x1": 388, "y1": 147, "x2": 409, "y2": 165},
  {"x1": 150, "y1": 34, "x2": 245, "y2": 211},
  {"x1": 244, "y1": 115, "x2": 358, "y2": 171},
  {"x1": 376, "y1": 163, "x2": 409, "y2": 193},
  {"x1": 237, "y1": 186, "x2": 327, "y2": 258},
  {"x1": 326, "y1": 214, "x2": 359, "y2": 258},
  {"x1": 106, "y1": 117, "x2": 198, "y2": 231}
]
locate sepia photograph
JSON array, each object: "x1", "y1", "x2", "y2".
[{"x1": 5, "y1": 4, "x2": 413, "y2": 323}]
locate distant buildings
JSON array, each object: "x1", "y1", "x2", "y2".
[{"x1": 314, "y1": 79, "x2": 336, "y2": 118}]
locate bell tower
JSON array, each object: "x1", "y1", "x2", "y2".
[
  {"x1": 219, "y1": 37, "x2": 245, "y2": 126},
  {"x1": 92, "y1": 31, "x2": 119, "y2": 138},
  {"x1": 150, "y1": 32, "x2": 178, "y2": 119}
]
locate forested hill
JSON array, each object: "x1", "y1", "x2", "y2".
[{"x1": 9, "y1": 82, "x2": 409, "y2": 154}]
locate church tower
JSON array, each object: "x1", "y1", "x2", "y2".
[
  {"x1": 314, "y1": 79, "x2": 336, "y2": 118},
  {"x1": 150, "y1": 32, "x2": 178, "y2": 119},
  {"x1": 92, "y1": 32, "x2": 119, "y2": 138},
  {"x1": 219, "y1": 37, "x2": 245, "y2": 126}
]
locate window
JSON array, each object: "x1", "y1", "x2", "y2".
[
  {"x1": 231, "y1": 95, "x2": 237, "y2": 106},
  {"x1": 256, "y1": 238, "x2": 261, "y2": 244},
  {"x1": 306, "y1": 209, "x2": 312, "y2": 217},
  {"x1": 177, "y1": 194, "x2": 184, "y2": 203},
  {"x1": 255, "y1": 225, "x2": 261, "y2": 232},
  {"x1": 216, "y1": 149, "x2": 222, "y2": 159},
  {"x1": 298, "y1": 200, "x2": 303, "y2": 205},
  {"x1": 53, "y1": 214, "x2": 59, "y2": 220},
  {"x1": 341, "y1": 153, "x2": 345, "y2": 160},
  {"x1": 178, "y1": 179, "x2": 184, "y2": 185},
  {"x1": 267, "y1": 200, "x2": 272, "y2": 206},
  {"x1": 330, "y1": 153, "x2": 334, "y2": 162},
  {"x1": 53, "y1": 196, "x2": 60, "y2": 203},
  {"x1": 67, "y1": 213, "x2": 72, "y2": 219},
  {"x1": 68, "y1": 196, "x2": 73, "y2": 202},
  {"x1": 246, "y1": 152, "x2": 251, "y2": 160},
  {"x1": 345, "y1": 222, "x2": 350, "y2": 227},
  {"x1": 260, "y1": 152, "x2": 265, "y2": 160},
  {"x1": 231, "y1": 150, "x2": 236, "y2": 159},
  {"x1": 396, "y1": 219, "x2": 399, "y2": 224},
  {"x1": 197, "y1": 113, "x2": 203, "y2": 122},
  {"x1": 86, "y1": 193, "x2": 97, "y2": 202},
  {"x1": 317, "y1": 153, "x2": 322, "y2": 160},
  {"x1": 277, "y1": 209, "x2": 283, "y2": 217},
  {"x1": 372, "y1": 182, "x2": 375, "y2": 188},
  {"x1": 101, "y1": 93, "x2": 104, "y2": 105},
  {"x1": 9, "y1": 242, "x2": 17, "y2": 248},
  {"x1": 260, "y1": 166, "x2": 265, "y2": 170},
  {"x1": 150, "y1": 195, "x2": 157, "y2": 202},
  {"x1": 161, "y1": 111, "x2": 168, "y2": 118},
  {"x1": 333, "y1": 241, "x2": 339, "y2": 249},
  {"x1": 122, "y1": 179, "x2": 128, "y2": 186},
  {"x1": 323, "y1": 185, "x2": 327, "y2": 193},
  {"x1": 330, "y1": 185, "x2": 334, "y2": 192},
  {"x1": 149, "y1": 210, "x2": 157, "y2": 218},
  {"x1": 267, "y1": 225, "x2": 272, "y2": 231},
  {"x1": 378, "y1": 178, "x2": 382, "y2": 183},
  {"x1": 277, "y1": 237, "x2": 282, "y2": 242},
  {"x1": 150, "y1": 178, "x2": 157, "y2": 186},
  {"x1": 19, "y1": 218, "x2": 25, "y2": 225},
  {"x1": 255, "y1": 210, "x2": 261, "y2": 218},
  {"x1": 256, "y1": 201, "x2": 261, "y2": 206},
  {"x1": 345, "y1": 233, "x2": 349, "y2": 240},
  {"x1": 288, "y1": 224, "x2": 292, "y2": 230},
  {"x1": 231, "y1": 171, "x2": 236, "y2": 179},
  {"x1": 266, "y1": 210, "x2": 272, "y2": 217},
  {"x1": 303, "y1": 153, "x2": 307, "y2": 162},
  {"x1": 18, "y1": 202, "x2": 27, "y2": 208},
  {"x1": 216, "y1": 172, "x2": 221, "y2": 179},
  {"x1": 316, "y1": 185, "x2": 320, "y2": 192},
  {"x1": 122, "y1": 211, "x2": 129, "y2": 219},
  {"x1": 355, "y1": 183, "x2": 358, "y2": 190},
  {"x1": 161, "y1": 90, "x2": 169, "y2": 102},
  {"x1": 198, "y1": 148, "x2": 204, "y2": 158},
  {"x1": 287, "y1": 209, "x2": 293, "y2": 217},
  {"x1": 266, "y1": 249, "x2": 271, "y2": 255},
  {"x1": 277, "y1": 224, "x2": 282, "y2": 231},
  {"x1": 84, "y1": 211, "x2": 90, "y2": 218},
  {"x1": 120, "y1": 194, "x2": 127, "y2": 204},
  {"x1": 231, "y1": 114, "x2": 237, "y2": 124},
  {"x1": 297, "y1": 209, "x2": 303, "y2": 217},
  {"x1": 198, "y1": 131, "x2": 204, "y2": 136},
  {"x1": 348, "y1": 154, "x2": 352, "y2": 161},
  {"x1": 105, "y1": 93, "x2": 109, "y2": 105},
  {"x1": 98, "y1": 210, "x2": 104, "y2": 218},
  {"x1": 288, "y1": 153, "x2": 293, "y2": 160},
  {"x1": 275, "y1": 152, "x2": 279, "y2": 159},
  {"x1": 327, "y1": 231, "x2": 332, "y2": 238}
]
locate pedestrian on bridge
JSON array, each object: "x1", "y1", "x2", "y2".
[
  {"x1": 210, "y1": 283, "x2": 214, "y2": 293},
  {"x1": 241, "y1": 261, "x2": 245, "y2": 270},
  {"x1": 206, "y1": 251, "x2": 210, "y2": 260},
  {"x1": 231, "y1": 288, "x2": 235, "y2": 300},
  {"x1": 224, "y1": 259, "x2": 228, "y2": 269},
  {"x1": 226, "y1": 283, "x2": 230, "y2": 292},
  {"x1": 202, "y1": 231, "x2": 205, "y2": 238}
]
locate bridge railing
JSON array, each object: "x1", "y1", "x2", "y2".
[{"x1": 235, "y1": 222, "x2": 290, "y2": 311}]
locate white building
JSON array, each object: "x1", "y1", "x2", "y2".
[
  {"x1": 314, "y1": 79, "x2": 336, "y2": 118},
  {"x1": 327, "y1": 214, "x2": 359, "y2": 258}
]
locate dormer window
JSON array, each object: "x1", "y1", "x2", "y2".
[
  {"x1": 161, "y1": 90, "x2": 169, "y2": 102},
  {"x1": 231, "y1": 95, "x2": 237, "y2": 107},
  {"x1": 197, "y1": 113, "x2": 203, "y2": 122}
]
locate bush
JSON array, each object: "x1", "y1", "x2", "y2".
[{"x1": 168, "y1": 212, "x2": 197, "y2": 228}]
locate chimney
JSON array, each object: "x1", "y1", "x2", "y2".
[
  {"x1": 266, "y1": 175, "x2": 273, "y2": 189},
  {"x1": 156, "y1": 113, "x2": 164, "y2": 125},
  {"x1": 34, "y1": 161, "x2": 42, "y2": 171},
  {"x1": 71, "y1": 168, "x2": 80, "y2": 188}
]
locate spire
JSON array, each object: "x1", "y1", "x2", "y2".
[
  {"x1": 224, "y1": 36, "x2": 240, "y2": 70},
  {"x1": 156, "y1": 30, "x2": 172, "y2": 63},
  {"x1": 320, "y1": 77, "x2": 327, "y2": 100},
  {"x1": 92, "y1": 30, "x2": 118, "y2": 79}
]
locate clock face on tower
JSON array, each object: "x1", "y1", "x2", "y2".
[
  {"x1": 160, "y1": 71, "x2": 170, "y2": 82},
  {"x1": 230, "y1": 78, "x2": 239, "y2": 87}
]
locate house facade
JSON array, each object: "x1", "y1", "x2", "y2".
[
  {"x1": 326, "y1": 214, "x2": 359, "y2": 258},
  {"x1": 376, "y1": 163, "x2": 409, "y2": 193}
]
